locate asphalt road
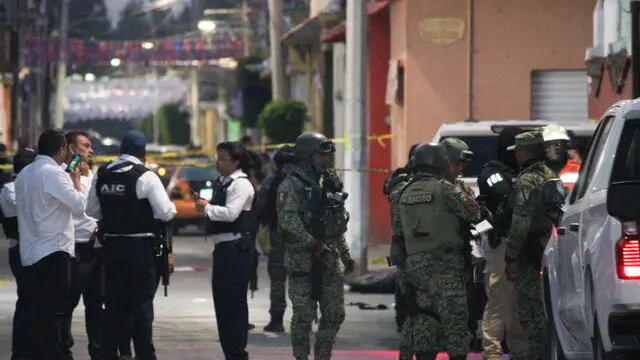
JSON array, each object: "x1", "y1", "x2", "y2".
[{"x1": 0, "y1": 232, "x2": 484, "y2": 359}]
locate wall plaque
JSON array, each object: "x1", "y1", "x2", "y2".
[{"x1": 419, "y1": 18, "x2": 466, "y2": 46}]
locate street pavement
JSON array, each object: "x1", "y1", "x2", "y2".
[{"x1": 0, "y1": 232, "x2": 485, "y2": 359}]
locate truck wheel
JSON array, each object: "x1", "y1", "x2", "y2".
[{"x1": 592, "y1": 317, "x2": 612, "y2": 360}]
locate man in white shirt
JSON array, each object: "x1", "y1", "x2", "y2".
[
  {"x1": 86, "y1": 130, "x2": 176, "y2": 360},
  {"x1": 16, "y1": 129, "x2": 87, "y2": 360},
  {"x1": 195, "y1": 141, "x2": 256, "y2": 360},
  {"x1": 0, "y1": 148, "x2": 36, "y2": 360},
  {"x1": 60, "y1": 130, "x2": 104, "y2": 360}
]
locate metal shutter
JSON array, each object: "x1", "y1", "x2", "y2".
[{"x1": 531, "y1": 70, "x2": 588, "y2": 122}]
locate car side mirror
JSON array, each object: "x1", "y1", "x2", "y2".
[
  {"x1": 542, "y1": 179, "x2": 566, "y2": 225},
  {"x1": 607, "y1": 181, "x2": 640, "y2": 220}
]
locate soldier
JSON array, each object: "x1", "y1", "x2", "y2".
[
  {"x1": 504, "y1": 131, "x2": 556, "y2": 360},
  {"x1": 257, "y1": 145, "x2": 297, "y2": 333},
  {"x1": 384, "y1": 143, "x2": 419, "y2": 335},
  {"x1": 477, "y1": 127, "x2": 527, "y2": 360},
  {"x1": 396, "y1": 142, "x2": 483, "y2": 360},
  {"x1": 440, "y1": 137, "x2": 487, "y2": 352},
  {"x1": 276, "y1": 132, "x2": 355, "y2": 360}
]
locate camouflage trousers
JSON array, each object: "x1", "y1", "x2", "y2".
[
  {"x1": 395, "y1": 266, "x2": 414, "y2": 360},
  {"x1": 288, "y1": 258, "x2": 345, "y2": 360},
  {"x1": 399, "y1": 261, "x2": 470, "y2": 358},
  {"x1": 268, "y1": 230, "x2": 287, "y2": 315},
  {"x1": 512, "y1": 263, "x2": 547, "y2": 360}
]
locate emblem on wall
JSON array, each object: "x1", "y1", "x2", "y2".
[{"x1": 419, "y1": 18, "x2": 466, "y2": 46}]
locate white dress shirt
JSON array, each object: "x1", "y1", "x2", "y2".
[
  {"x1": 85, "y1": 154, "x2": 176, "y2": 236},
  {"x1": 204, "y1": 169, "x2": 255, "y2": 244},
  {"x1": 73, "y1": 170, "x2": 98, "y2": 243},
  {"x1": 0, "y1": 181, "x2": 17, "y2": 247},
  {"x1": 16, "y1": 155, "x2": 87, "y2": 266}
]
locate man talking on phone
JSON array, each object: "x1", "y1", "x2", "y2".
[
  {"x1": 60, "y1": 131, "x2": 104, "y2": 359},
  {"x1": 16, "y1": 129, "x2": 87, "y2": 360}
]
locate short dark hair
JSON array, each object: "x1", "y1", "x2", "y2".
[
  {"x1": 240, "y1": 135, "x2": 252, "y2": 145},
  {"x1": 65, "y1": 130, "x2": 90, "y2": 146},
  {"x1": 216, "y1": 141, "x2": 250, "y2": 173},
  {"x1": 37, "y1": 128, "x2": 67, "y2": 157},
  {"x1": 13, "y1": 148, "x2": 36, "y2": 174}
]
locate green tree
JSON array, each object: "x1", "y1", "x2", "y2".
[
  {"x1": 112, "y1": 0, "x2": 152, "y2": 40},
  {"x1": 237, "y1": 56, "x2": 271, "y2": 128},
  {"x1": 258, "y1": 100, "x2": 306, "y2": 144},
  {"x1": 140, "y1": 103, "x2": 191, "y2": 145},
  {"x1": 68, "y1": 0, "x2": 112, "y2": 39}
]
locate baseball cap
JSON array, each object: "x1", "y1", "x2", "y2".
[{"x1": 121, "y1": 130, "x2": 147, "y2": 153}]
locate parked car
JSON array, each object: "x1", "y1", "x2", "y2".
[
  {"x1": 431, "y1": 120, "x2": 596, "y2": 195},
  {"x1": 542, "y1": 100, "x2": 640, "y2": 359},
  {"x1": 166, "y1": 164, "x2": 220, "y2": 231}
]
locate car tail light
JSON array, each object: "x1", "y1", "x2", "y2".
[{"x1": 616, "y1": 221, "x2": 640, "y2": 279}]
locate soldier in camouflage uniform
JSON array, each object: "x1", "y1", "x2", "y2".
[
  {"x1": 396, "y1": 142, "x2": 483, "y2": 360},
  {"x1": 384, "y1": 144, "x2": 419, "y2": 335},
  {"x1": 504, "y1": 131, "x2": 556, "y2": 360},
  {"x1": 276, "y1": 132, "x2": 355, "y2": 360},
  {"x1": 257, "y1": 145, "x2": 297, "y2": 333}
]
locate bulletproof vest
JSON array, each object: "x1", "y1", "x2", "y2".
[
  {"x1": 0, "y1": 183, "x2": 17, "y2": 240},
  {"x1": 399, "y1": 176, "x2": 464, "y2": 256},
  {"x1": 383, "y1": 168, "x2": 409, "y2": 197},
  {"x1": 292, "y1": 171, "x2": 349, "y2": 240},
  {"x1": 96, "y1": 162, "x2": 157, "y2": 235},
  {"x1": 478, "y1": 161, "x2": 514, "y2": 215},
  {"x1": 207, "y1": 175, "x2": 258, "y2": 235}
]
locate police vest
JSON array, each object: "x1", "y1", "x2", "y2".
[
  {"x1": 207, "y1": 176, "x2": 258, "y2": 235},
  {"x1": 399, "y1": 176, "x2": 464, "y2": 256},
  {"x1": 0, "y1": 184, "x2": 17, "y2": 240},
  {"x1": 96, "y1": 162, "x2": 157, "y2": 235}
]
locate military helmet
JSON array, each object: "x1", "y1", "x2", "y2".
[
  {"x1": 440, "y1": 137, "x2": 474, "y2": 164},
  {"x1": 411, "y1": 142, "x2": 447, "y2": 169},
  {"x1": 294, "y1": 132, "x2": 335, "y2": 160},
  {"x1": 274, "y1": 145, "x2": 296, "y2": 166}
]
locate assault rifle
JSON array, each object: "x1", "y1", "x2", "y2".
[{"x1": 156, "y1": 221, "x2": 174, "y2": 297}]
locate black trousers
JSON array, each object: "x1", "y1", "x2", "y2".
[
  {"x1": 62, "y1": 243, "x2": 106, "y2": 359},
  {"x1": 101, "y1": 237, "x2": 157, "y2": 360},
  {"x1": 23, "y1": 251, "x2": 74, "y2": 360},
  {"x1": 9, "y1": 245, "x2": 30, "y2": 358},
  {"x1": 212, "y1": 240, "x2": 251, "y2": 360}
]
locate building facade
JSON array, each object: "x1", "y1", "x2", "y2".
[{"x1": 388, "y1": 0, "x2": 593, "y2": 167}]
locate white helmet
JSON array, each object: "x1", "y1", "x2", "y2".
[{"x1": 542, "y1": 123, "x2": 570, "y2": 142}]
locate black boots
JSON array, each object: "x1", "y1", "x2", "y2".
[{"x1": 263, "y1": 311, "x2": 285, "y2": 333}]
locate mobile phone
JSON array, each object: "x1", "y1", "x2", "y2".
[{"x1": 66, "y1": 154, "x2": 81, "y2": 172}]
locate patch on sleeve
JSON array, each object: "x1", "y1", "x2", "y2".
[
  {"x1": 276, "y1": 192, "x2": 287, "y2": 210},
  {"x1": 401, "y1": 192, "x2": 434, "y2": 205},
  {"x1": 458, "y1": 191, "x2": 479, "y2": 211}
]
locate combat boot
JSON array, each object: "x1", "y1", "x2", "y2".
[{"x1": 263, "y1": 311, "x2": 285, "y2": 333}]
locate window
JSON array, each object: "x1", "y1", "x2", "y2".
[
  {"x1": 570, "y1": 116, "x2": 614, "y2": 203},
  {"x1": 611, "y1": 120, "x2": 640, "y2": 182}
]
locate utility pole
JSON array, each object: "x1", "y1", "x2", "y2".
[
  {"x1": 54, "y1": 0, "x2": 70, "y2": 129},
  {"x1": 189, "y1": 68, "x2": 201, "y2": 147},
  {"x1": 343, "y1": 0, "x2": 368, "y2": 276},
  {"x1": 268, "y1": 0, "x2": 287, "y2": 100},
  {"x1": 632, "y1": 1, "x2": 640, "y2": 98},
  {"x1": 9, "y1": 0, "x2": 21, "y2": 148},
  {"x1": 34, "y1": 0, "x2": 48, "y2": 146},
  {"x1": 242, "y1": 0, "x2": 251, "y2": 56}
]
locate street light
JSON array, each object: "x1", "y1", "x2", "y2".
[
  {"x1": 110, "y1": 58, "x2": 121, "y2": 67},
  {"x1": 142, "y1": 42, "x2": 154, "y2": 50},
  {"x1": 198, "y1": 19, "x2": 217, "y2": 33}
]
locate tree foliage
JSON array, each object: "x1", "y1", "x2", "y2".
[
  {"x1": 139, "y1": 102, "x2": 191, "y2": 145},
  {"x1": 237, "y1": 56, "x2": 271, "y2": 128},
  {"x1": 258, "y1": 100, "x2": 307, "y2": 144}
]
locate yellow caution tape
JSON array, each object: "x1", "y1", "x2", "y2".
[{"x1": 368, "y1": 257, "x2": 387, "y2": 265}]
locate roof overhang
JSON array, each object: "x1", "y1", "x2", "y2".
[
  {"x1": 282, "y1": 14, "x2": 322, "y2": 46},
  {"x1": 321, "y1": 0, "x2": 391, "y2": 44}
]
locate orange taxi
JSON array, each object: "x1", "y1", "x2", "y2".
[{"x1": 165, "y1": 164, "x2": 220, "y2": 231}]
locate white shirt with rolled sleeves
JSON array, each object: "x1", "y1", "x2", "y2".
[
  {"x1": 204, "y1": 169, "x2": 255, "y2": 245},
  {"x1": 16, "y1": 155, "x2": 87, "y2": 266},
  {"x1": 74, "y1": 171, "x2": 98, "y2": 243},
  {"x1": 85, "y1": 154, "x2": 176, "y2": 236},
  {"x1": 0, "y1": 181, "x2": 17, "y2": 247}
]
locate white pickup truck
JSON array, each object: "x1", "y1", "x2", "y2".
[
  {"x1": 542, "y1": 100, "x2": 640, "y2": 360},
  {"x1": 432, "y1": 120, "x2": 596, "y2": 195}
]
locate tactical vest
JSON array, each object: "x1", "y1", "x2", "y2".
[
  {"x1": 0, "y1": 188, "x2": 17, "y2": 242},
  {"x1": 207, "y1": 175, "x2": 258, "y2": 235},
  {"x1": 96, "y1": 162, "x2": 157, "y2": 235},
  {"x1": 262, "y1": 170, "x2": 288, "y2": 230},
  {"x1": 399, "y1": 176, "x2": 464, "y2": 256},
  {"x1": 292, "y1": 171, "x2": 349, "y2": 239}
]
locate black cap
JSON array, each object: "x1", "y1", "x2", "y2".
[{"x1": 13, "y1": 147, "x2": 37, "y2": 174}]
